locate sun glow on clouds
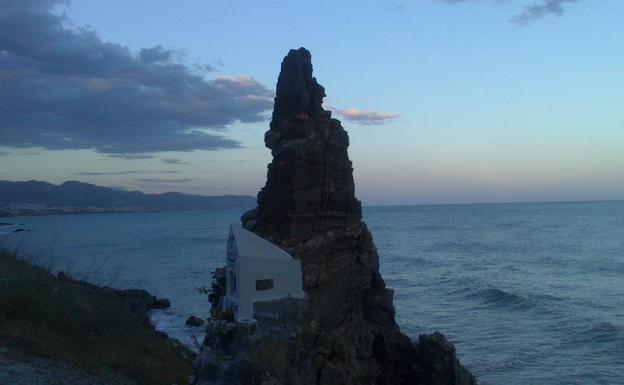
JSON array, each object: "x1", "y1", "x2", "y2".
[
  {"x1": 0, "y1": 0, "x2": 274, "y2": 156},
  {"x1": 332, "y1": 108, "x2": 399, "y2": 124}
]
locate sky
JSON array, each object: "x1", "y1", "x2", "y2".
[{"x1": 1, "y1": 0, "x2": 623, "y2": 205}]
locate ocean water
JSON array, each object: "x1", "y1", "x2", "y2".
[{"x1": 1, "y1": 201, "x2": 623, "y2": 385}]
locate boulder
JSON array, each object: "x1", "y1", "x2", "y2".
[
  {"x1": 186, "y1": 315, "x2": 206, "y2": 327},
  {"x1": 152, "y1": 297, "x2": 171, "y2": 309}
]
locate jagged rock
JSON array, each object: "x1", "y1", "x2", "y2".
[
  {"x1": 186, "y1": 316, "x2": 206, "y2": 327},
  {"x1": 201, "y1": 47, "x2": 475, "y2": 385},
  {"x1": 155, "y1": 330, "x2": 169, "y2": 339},
  {"x1": 152, "y1": 296, "x2": 171, "y2": 309},
  {"x1": 416, "y1": 333, "x2": 476, "y2": 385},
  {"x1": 199, "y1": 298, "x2": 306, "y2": 385},
  {"x1": 114, "y1": 288, "x2": 170, "y2": 311}
]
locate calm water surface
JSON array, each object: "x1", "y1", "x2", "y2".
[{"x1": 2, "y1": 201, "x2": 623, "y2": 385}]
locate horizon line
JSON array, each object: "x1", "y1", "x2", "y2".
[
  {"x1": 2, "y1": 179, "x2": 622, "y2": 207},
  {"x1": 363, "y1": 199, "x2": 624, "y2": 208}
]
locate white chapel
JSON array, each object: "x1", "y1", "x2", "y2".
[{"x1": 223, "y1": 223, "x2": 305, "y2": 321}]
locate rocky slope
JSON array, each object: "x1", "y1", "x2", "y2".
[
  {"x1": 200, "y1": 48, "x2": 475, "y2": 385},
  {"x1": 0, "y1": 250, "x2": 194, "y2": 385}
]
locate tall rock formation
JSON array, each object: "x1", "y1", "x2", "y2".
[
  {"x1": 242, "y1": 47, "x2": 361, "y2": 244},
  {"x1": 238, "y1": 48, "x2": 475, "y2": 385}
]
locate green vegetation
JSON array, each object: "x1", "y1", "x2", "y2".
[{"x1": 0, "y1": 249, "x2": 192, "y2": 385}]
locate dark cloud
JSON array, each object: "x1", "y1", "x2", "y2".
[
  {"x1": 0, "y1": 151, "x2": 9, "y2": 156},
  {"x1": 332, "y1": 108, "x2": 399, "y2": 125},
  {"x1": 106, "y1": 153, "x2": 156, "y2": 160},
  {"x1": 162, "y1": 158, "x2": 189, "y2": 165},
  {"x1": 0, "y1": 0, "x2": 273, "y2": 156},
  {"x1": 512, "y1": 0, "x2": 579, "y2": 25},
  {"x1": 134, "y1": 178, "x2": 195, "y2": 184},
  {"x1": 139, "y1": 45, "x2": 176, "y2": 64},
  {"x1": 193, "y1": 63, "x2": 216, "y2": 74}
]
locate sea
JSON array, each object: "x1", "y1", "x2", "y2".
[{"x1": 1, "y1": 201, "x2": 623, "y2": 385}]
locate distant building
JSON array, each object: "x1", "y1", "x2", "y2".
[{"x1": 223, "y1": 223, "x2": 305, "y2": 321}]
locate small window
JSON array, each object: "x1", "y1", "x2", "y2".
[
  {"x1": 229, "y1": 272, "x2": 237, "y2": 293},
  {"x1": 255, "y1": 279, "x2": 274, "y2": 291}
]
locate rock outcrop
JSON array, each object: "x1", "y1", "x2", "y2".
[{"x1": 200, "y1": 47, "x2": 475, "y2": 385}]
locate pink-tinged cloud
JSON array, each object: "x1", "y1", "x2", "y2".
[{"x1": 332, "y1": 108, "x2": 400, "y2": 125}]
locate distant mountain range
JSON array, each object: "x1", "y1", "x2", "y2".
[{"x1": 0, "y1": 180, "x2": 256, "y2": 215}]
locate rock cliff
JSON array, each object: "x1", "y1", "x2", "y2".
[
  {"x1": 200, "y1": 47, "x2": 475, "y2": 385},
  {"x1": 240, "y1": 48, "x2": 475, "y2": 385}
]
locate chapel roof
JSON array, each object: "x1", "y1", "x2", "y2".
[{"x1": 230, "y1": 223, "x2": 294, "y2": 261}]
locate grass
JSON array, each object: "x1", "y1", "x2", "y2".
[{"x1": 0, "y1": 249, "x2": 192, "y2": 385}]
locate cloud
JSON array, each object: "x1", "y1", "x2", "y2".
[
  {"x1": 332, "y1": 108, "x2": 400, "y2": 125},
  {"x1": 162, "y1": 158, "x2": 189, "y2": 165},
  {"x1": 0, "y1": 0, "x2": 273, "y2": 156},
  {"x1": 0, "y1": 151, "x2": 9, "y2": 156},
  {"x1": 437, "y1": 0, "x2": 581, "y2": 25},
  {"x1": 74, "y1": 170, "x2": 179, "y2": 176},
  {"x1": 388, "y1": 4, "x2": 407, "y2": 11},
  {"x1": 74, "y1": 170, "x2": 143, "y2": 176},
  {"x1": 138, "y1": 45, "x2": 177, "y2": 64},
  {"x1": 511, "y1": 0, "x2": 579, "y2": 25},
  {"x1": 106, "y1": 153, "x2": 156, "y2": 160},
  {"x1": 134, "y1": 178, "x2": 195, "y2": 184}
]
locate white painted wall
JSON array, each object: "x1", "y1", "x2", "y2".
[
  {"x1": 224, "y1": 223, "x2": 305, "y2": 320},
  {"x1": 236, "y1": 256, "x2": 304, "y2": 320}
]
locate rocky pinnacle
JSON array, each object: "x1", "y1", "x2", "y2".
[
  {"x1": 241, "y1": 48, "x2": 475, "y2": 385},
  {"x1": 242, "y1": 48, "x2": 361, "y2": 246}
]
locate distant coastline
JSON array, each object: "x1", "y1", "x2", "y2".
[
  {"x1": 0, "y1": 180, "x2": 256, "y2": 217},
  {"x1": 0, "y1": 205, "x2": 158, "y2": 218}
]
